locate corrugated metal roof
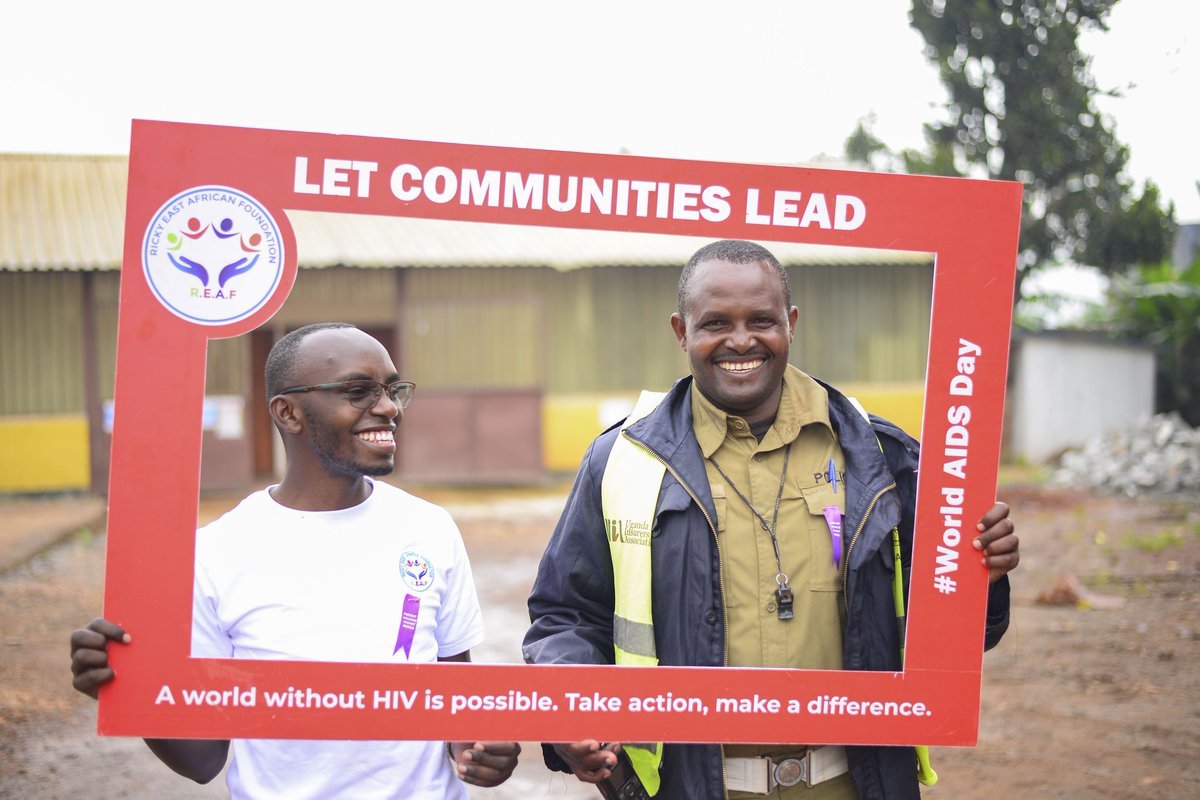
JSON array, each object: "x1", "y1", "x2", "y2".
[
  {"x1": 1, "y1": 154, "x2": 931, "y2": 272},
  {"x1": 0, "y1": 154, "x2": 128, "y2": 271},
  {"x1": 287, "y1": 211, "x2": 930, "y2": 270}
]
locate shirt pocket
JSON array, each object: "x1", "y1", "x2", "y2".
[{"x1": 801, "y1": 482, "x2": 844, "y2": 591}]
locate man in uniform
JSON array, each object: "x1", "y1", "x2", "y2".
[
  {"x1": 523, "y1": 240, "x2": 1018, "y2": 799},
  {"x1": 71, "y1": 323, "x2": 520, "y2": 799}
]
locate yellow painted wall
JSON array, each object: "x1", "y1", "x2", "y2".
[
  {"x1": 837, "y1": 382, "x2": 926, "y2": 440},
  {"x1": 0, "y1": 415, "x2": 90, "y2": 492},
  {"x1": 0, "y1": 388, "x2": 925, "y2": 491},
  {"x1": 543, "y1": 393, "x2": 640, "y2": 472},
  {"x1": 543, "y1": 383, "x2": 927, "y2": 473}
]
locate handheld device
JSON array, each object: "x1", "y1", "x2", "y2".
[{"x1": 597, "y1": 746, "x2": 650, "y2": 800}]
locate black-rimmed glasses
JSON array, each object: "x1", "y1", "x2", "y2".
[{"x1": 277, "y1": 380, "x2": 415, "y2": 409}]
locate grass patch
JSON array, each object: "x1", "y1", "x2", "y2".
[
  {"x1": 1123, "y1": 529, "x2": 1185, "y2": 553},
  {"x1": 997, "y1": 461, "x2": 1049, "y2": 487}
]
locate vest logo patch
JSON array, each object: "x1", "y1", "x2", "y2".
[{"x1": 605, "y1": 518, "x2": 651, "y2": 547}]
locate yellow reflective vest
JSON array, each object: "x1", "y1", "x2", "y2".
[{"x1": 600, "y1": 390, "x2": 667, "y2": 795}]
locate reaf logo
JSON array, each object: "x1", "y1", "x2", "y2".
[
  {"x1": 142, "y1": 186, "x2": 284, "y2": 326},
  {"x1": 165, "y1": 216, "x2": 261, "y2": 294},
  {"x1": 399, "y1": 550, "x2": 435, "y2": 592}
]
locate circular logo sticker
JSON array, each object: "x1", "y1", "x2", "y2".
[
  {"x1": 142, "y1": 186, "x2": 284, "y2": 326},
  {"x1": 400, "y1": 550, "x2": 435, "y2": 592}
]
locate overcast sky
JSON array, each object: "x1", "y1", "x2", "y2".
[{"x1": 3, "y1": 1, "x2": 1196, "y2": 221}]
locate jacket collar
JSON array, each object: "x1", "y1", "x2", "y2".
[
  {"x1": 624, "y1": 377, "x2": 717, "y2": 524},
  {"x1": 819, "y1": 378, "x2": 904, "y2": 563},
  {"x1": 625, "y1": 373, "x2": 903, "y2": 558},
  {"x1": 624, "y1": 376, "x2": 696, "y2": 462}
]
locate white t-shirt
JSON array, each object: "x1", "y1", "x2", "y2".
[{"x1": 192, "y1": 478, "x2": 485, "y2": 800}]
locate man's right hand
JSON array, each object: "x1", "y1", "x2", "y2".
[
  {"x1": 70, "y1": 618, "x2": 129, "y2": 699},
  {"x1": 68, "y1": 618, "x2": 231, "y2": 782},
  {"x1": 552, "y1": 740, "x2": 620, "y2": 784}
]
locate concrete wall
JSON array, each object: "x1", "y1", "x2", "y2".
[{"x1": 1008, "y1": 333, "x2": 1155, "y2": 463}]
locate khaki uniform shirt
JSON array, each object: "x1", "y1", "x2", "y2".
[{"x1": 692, "y1": 366, "x2": 857, "y2": 799}]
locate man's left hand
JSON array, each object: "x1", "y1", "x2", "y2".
[
  {"x1": 974, "y1": 501, "x2": 1019, "y2": 583},
  {"x1": 969, "y1": 501, "x2": 1017, "y2": 582},
  {"x1": 449, "y1": 741, "x2": 521, "y2": 787}
]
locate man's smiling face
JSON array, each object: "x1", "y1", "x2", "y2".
[
  {"x1": 670, "y1": 258, "x2": 798, "y2": 427},
  {"x1": 290, "y1": 328, "x2": 402, "y2": 479}
]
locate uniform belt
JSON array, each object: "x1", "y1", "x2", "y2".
[{"x1": 725, "y1": 746, "x2": 849, "y2": 793}]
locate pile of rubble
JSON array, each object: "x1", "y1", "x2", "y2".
[{"x1": 1051, "y1": 413, "x2": 1200, "y2": 499}]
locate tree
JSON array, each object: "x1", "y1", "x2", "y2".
[
  {"x1": 1101, "y1": 256, "x2": 1200, "y2": 426},
  {"x1": 849, "y1": 1, "x2": 1174, "y2": 299}
]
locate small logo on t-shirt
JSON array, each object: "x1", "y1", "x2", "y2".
[{"x1": 400, "y1": 550, "x2": 434, "y2": 592}]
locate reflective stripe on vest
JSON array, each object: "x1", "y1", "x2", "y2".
[{"x1": 600, "y1": 390, "x2": 667, "y2": 795}]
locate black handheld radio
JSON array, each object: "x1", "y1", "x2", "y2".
[{"x1": 596, "y1": 746, "x2": 650, "y2": 800}]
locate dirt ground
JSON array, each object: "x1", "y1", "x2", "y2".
[{"x1": 1, "y1": 481, "x2": 1197, "y2": 799}]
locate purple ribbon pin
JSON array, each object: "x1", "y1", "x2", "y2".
[
  {"x1": 823, "y1": 506, "x2": 843, "y2": 568},
  {"x1": 393, "y1": 593, "x2": 421, "y2": 657}
]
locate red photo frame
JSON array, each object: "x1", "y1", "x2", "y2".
[{"x1": 99, "y1": 120, "x2": 1021, "y2": 746}]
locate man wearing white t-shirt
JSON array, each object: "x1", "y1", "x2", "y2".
[{"x1": 71, "y1": 323, "x2": 520, "y2": 799}]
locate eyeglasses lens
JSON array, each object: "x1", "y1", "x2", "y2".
[
  {"x1": 341, "y1": 381, "x2": 413, "y2": 410},
  {"x1": 387, "y1": 384, "x2": 412, "y2": 409}
]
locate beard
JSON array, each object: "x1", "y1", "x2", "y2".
[{"x1": 304, "y1": 409, "x2": 395, "y2": 478}]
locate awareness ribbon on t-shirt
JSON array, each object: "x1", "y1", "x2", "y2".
[{"x1": 393, "y1": 593, "x2": 420, "y2": 657}]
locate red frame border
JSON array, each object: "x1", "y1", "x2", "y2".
[{"x1": 99, "y1": 120, "x2": 1021, "y2": 745}]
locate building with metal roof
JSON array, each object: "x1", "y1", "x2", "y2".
[{"x1": 0, "y1": 154, "x2": 934, "y2": 493}]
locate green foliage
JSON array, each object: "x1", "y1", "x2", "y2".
[
  {"x1": 844, "y1": 116, "x2": 894, "y2": 172},
  {"x1": 1103, "y1": 257, "x2": 1200, "y2": 424},
  {"x1": 1122, "y1": 529, "x2": 1184, "y2": 553},
  {"x1": 847, "y1": 1, "x2": 1175, "y2": 301},
  {"x1": 1084, "y1": 181, "x2": 1176, "y2": 273},
  {"x1": 901, "y1": 136, "x2": 962, "y2": 178}
]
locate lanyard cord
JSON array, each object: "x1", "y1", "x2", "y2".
[{"x1": 708, "y1": 443, "x2": 792, "y2": 589}]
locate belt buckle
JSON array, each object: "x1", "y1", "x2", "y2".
[{"x1": 772, "y1": 752, "x2": 811, "y2": 789}]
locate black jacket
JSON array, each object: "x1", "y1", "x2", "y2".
[{"x1": 524, "y1": 375, "x2": 1011, "y2": 799}]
